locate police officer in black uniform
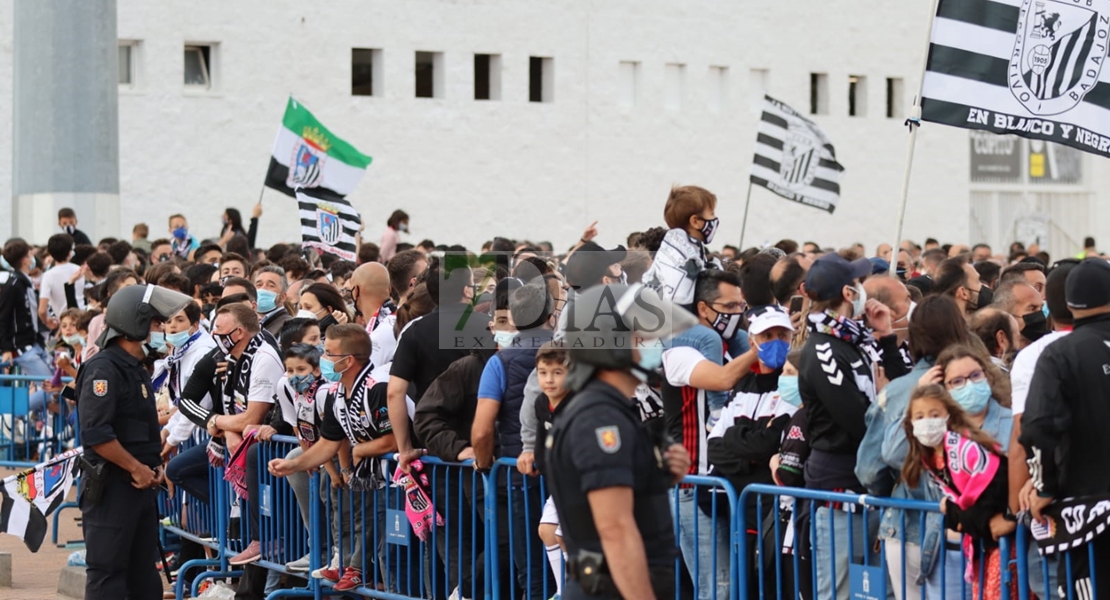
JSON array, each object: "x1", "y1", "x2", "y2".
[
  {"x1": 546, "y1": 283, "x2": 696, "y2": 599},
  {"x1": 78, "y1": 283, "x2": 193, "y2": 599}
]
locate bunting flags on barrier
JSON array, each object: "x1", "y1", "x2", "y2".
[{"x1": 0, "y1": 448, "x2": 82, "y2": 552}]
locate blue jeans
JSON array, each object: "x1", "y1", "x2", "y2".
[
  {"x1": 671, "y1": 489, "x2": 730, "y2": 600},
  {"x1": 14, "y1": 346, "x2": 52, "y2": 378},
  {"x1": 815, "y1": 507, "x2": 889, "y2": 600},
  {"x1": 166, "y1": 444, "x2": 210, "y2": 503},
  {"x1": 926, "y1": 544, "x2": 966, "y2": 600}
]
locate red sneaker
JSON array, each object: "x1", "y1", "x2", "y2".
[
  {"x1": 312, "y1": 566, "x2": 341, "y2": 582},
  {"x1": 333, "y1": 567, "x2": 363, "y2": 592},
  {"x1": 228, "y1": 541, "x2": 261, "y2": 565}
]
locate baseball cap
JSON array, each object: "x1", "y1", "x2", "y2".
[
  {"x1": 748, "y1": 305, "x2": 794, "y2": 335},
  {"x1": 564, "y1": 242, "x2": 627, "y2": 290},
  {"x1": 868, "y1": 257, "x2": 891, "y2": 275},
  {"x1": 804, "y1": 254, "x2": 873, "y2": 301},
  {"x1": 1065, "y1": 258, "x2": 1110, "y2": 309}
]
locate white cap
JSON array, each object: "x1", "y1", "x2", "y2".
[{"x1": 747, "y1": 305, "x2": 794, "y2": 335}]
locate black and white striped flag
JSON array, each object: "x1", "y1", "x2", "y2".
[
  {"x1": 750, "y1": 95, "x2": 844, "y2": 213},
  {"x1": 921, "y1": 0, "x2": 1110, "y2": 158},
  {"x1": 296, "y1": 187, "x2": 361, "y2": 262}
]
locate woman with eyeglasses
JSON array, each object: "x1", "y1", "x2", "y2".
[{"x1": 916, "y1": 342, "x2": 1013, "y2": 599}]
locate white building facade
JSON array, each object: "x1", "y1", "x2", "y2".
[{"x1": 0, "y1": 0, "x2": 1106, "y2": 257}]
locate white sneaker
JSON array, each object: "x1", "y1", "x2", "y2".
[
  {"x1": 285, "y1": 554, "x2": 311, "y2": 572},
  {"x1": 448, "y1": 588, "x2": 472, "y2": 600}
]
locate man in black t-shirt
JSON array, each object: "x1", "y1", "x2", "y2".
[{"x1": 388, "y1": 256, "x2": 492, "y2": 470}]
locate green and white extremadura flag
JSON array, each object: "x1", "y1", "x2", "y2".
[{"x1": 265, "y1": 97, "x2": 373, "y2": 198}]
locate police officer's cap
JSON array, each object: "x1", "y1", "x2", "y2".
[
  {"x1": 99, "y1": 284, "x2": 193, "y2": 347},
  {"x1": 562, "y1": 283, "x2": 695, "y2": 390}
]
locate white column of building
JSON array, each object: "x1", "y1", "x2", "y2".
[{"x1": 13, "y1": 0, "x2": 120, "y2": 243}]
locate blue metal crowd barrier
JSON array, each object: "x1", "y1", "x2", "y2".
[
  {"x1": 158, "y1": 449, "x2": 1110, "y2": 600},
  {"x1": 0, "y1": 373, "x2": 77, "y2": 468}
]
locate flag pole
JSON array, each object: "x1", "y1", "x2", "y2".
[
  {"x1": 739, "y1": 180, "x2": 754, "y2": 249},
  {"x1": 890, "y1": 0, "x2": 942, "y2": 276}
]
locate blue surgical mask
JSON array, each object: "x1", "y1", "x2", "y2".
[
  {"x1": 63, "y1": 334, "x2": 85, "y2": 347},
  {"x1": 165, "y1": 330, "x2": 192, "y2": 349},
  {"x1": 172, "y1": 226, "x2": 188, "y2": 241},
  {"x1": 777, "y1": 375, "x2": 802, "y2": 407},
  {"x1": 757, "y1": 339, "x2": 790, "y2": 370},
  {"x1": 951, "y1": 379, "x2": 992, "y2": 414},
  {"x1": 493, "y1": 330, "x2": 516, "y2": 349},
  {"x1": 148, "y1": 332, "x2": 167, "y2": 352},
  {"x1": 635, "y1": 344, "x2": 665, "y2": 377},
  {"x1": 289, "y1": 374, "x2": 315, "y2": 393},
  {"x1": 851, "y1": 285, "x2": 868, "y2": 319},
  {"x1": 319, "y1": 356, "x2": 347, "y2": 382},
  {"x1": 257, "y1": 289, "x2": 279, "y2": 314}
]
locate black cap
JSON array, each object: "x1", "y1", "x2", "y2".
[
  {"x1": 564, "y1": 242, "x2": 627, "y2": 290},
  {"x1": 804, "y1": 254, "x2": 872, "y2": 301},
  {"x1": 1065, "y1": 258, "x2": 1110, "y2": 309}
]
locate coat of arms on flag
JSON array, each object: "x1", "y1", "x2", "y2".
[
  {"x1": 316, "y1": 206, "x2": 343, "y2": 246},
  {"x1": 1011, "y1": 0, "x2": 1110, "y2": 115},
  {"x1": 290, "y1": 142, "x2": 325, "y2": 189},
  {"x1": 780, "y1": 126, "x2": 820, "y2": 190},
  {"x1": 296, "y1": 187, "x2": 362, "y2": 262}
]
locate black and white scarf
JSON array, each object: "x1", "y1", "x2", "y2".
[{"x1": 222, "y1": 332, "x2": 276, "y2": 415}]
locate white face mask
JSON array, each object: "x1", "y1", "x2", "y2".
[
  {"x1": 850, "y1": 285, "x2": 868, "y2": 319},
  {"x1": 912, "y1": 416, "x2": 948, "y2": 447}
]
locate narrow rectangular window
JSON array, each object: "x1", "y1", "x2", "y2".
[
  {"x1": 415, "y1": 51, "x2": 443, "y2": 99},
  {"x1": 184, "y1": 45, "x2": 211, "y2": 88},
  {"x1": 618, "y1": 61, "x2": 640, "y2": 107},
  {"x1": 886, "y1": 77, "x2": 904, "y2": 118},
  {"x1": 708, "y1": 66, "x2": 729, "y2": 112},
  {"x1": 665, "y1": 63, "x2": 686, "y2": 110},
  {"x1": 119, "y1": 42, "x2": 135, "y2": 86},
  {"x1": 530, "y1": 56, "x2": 553, "y2": 103},
  {"x1": 810, "y1": 72, "x2": 828, "y2": 115},
  {"x1": 848, "y1": 75, "x2": 867, "y2": 117},
  {"x1": 352, "y1": 48, "x2": 381, "y2": 97},
  {"x1": 475, "y1": 54, "x2": 502, "y2": 100}
]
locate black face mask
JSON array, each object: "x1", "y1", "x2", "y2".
[
  {"x1": 1022, "y1": 310, "x2": 1048, "y2": 342},
  {"x1": 969, "y1": 284, "x2": 993, "y2": 311}
]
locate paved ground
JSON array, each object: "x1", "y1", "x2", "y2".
[
  {"x1": 0, "y1": 476, "x2": 83, "y2": 600},
  {"x1": 0, "y1": 469, "x2": 176, "y2": 600}
]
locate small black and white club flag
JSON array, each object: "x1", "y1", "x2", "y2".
[
  {"x1": 750, "y1": 95, "x2": 845, "y2": 213},
  {"x1": 296, "y1": 187, "x2": 361, "y2": 262},
  {"x1": 920, "y1": 0, "x2": 1110, "y2": 158}
]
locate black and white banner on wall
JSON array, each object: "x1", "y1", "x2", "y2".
[
  {"x1": 296, "y1": 187, "x2": 362, "y2": 262},
  {"x1": 750, "y1": 95, "x2": 845, "y2": 214},
  {"x1": 920, "y1": 0, "x2": 1110, "y2": 158}
]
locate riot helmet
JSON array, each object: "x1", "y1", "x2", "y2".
[{"x1": 98, "y1": 284, "x2": 194, "y2": 347}]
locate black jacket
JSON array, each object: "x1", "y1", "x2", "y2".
[
  {"x1": 797, "y1": 330, "x2": 875, "y2": 457},
  {"x1": 1021, "y1": 313, "x2": 1110, "y2": 498},
  {"x1": 0, "y1": 271, "x2": 41, "y2": 352},
  {"x1": 413, "y1": 351, "x2": 493, "y2": 462}
]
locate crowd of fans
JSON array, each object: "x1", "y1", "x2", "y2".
[{"x1": 6, "y1": 192, "x2": 1106, "y2": 600}]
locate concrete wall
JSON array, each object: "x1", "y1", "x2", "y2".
[{"x1": 7, "y1": 0, "x2": 1101, "y2": 254}]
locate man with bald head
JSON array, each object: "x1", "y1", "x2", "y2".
[
  {"x1": 864, "y1": 275, "x2": 914, "y2": 347},
  {"x1": 875, "y1": 243, "x2": 892, "y2": 262},
  {"x1": 347, "y1": 262, "x2": 397, "y2": 368}
]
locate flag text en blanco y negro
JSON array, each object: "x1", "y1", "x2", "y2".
[
  {"x1": 297, "y1": 188, "x2": 362, "y2": 262},
  {"x1": 750, "y1": 95, "x2": 845, "y2": 213},
  {"x1": 0, "y1": 448, "x2": 82, "y2": 552},
  {"x1": 920, "y1": 0, "x2": 1110, "y2": 158},
  {"x1": 265, "y1": 97, "x2": 373, "y2": 198}
]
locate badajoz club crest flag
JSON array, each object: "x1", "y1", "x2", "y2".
[
  {"x1": 921, "y1": 0, "x2": 1110, "y2": 157},
  {"x1": 750, "y1": 95, "x2": 845, "y2": 213},
  {"x1": 296, "y1": 187, "x2": 362, "y2": 261},
  {"x1": 265, "y1": 97, "x2": 373, "y2": 198}
]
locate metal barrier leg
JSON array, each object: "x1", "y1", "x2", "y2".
[{"x1": 51, "y1": 500, "x2": 81, "y2": 547}]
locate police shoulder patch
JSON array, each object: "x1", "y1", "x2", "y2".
[
  {"x1": 93, "y1": 380, "x2": 108, "y2": 397},
  {"x1": 595, "y1": 426, "x2": 621, "y2": 454}
]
